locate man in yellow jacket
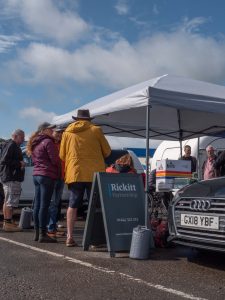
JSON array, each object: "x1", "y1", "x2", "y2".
[{"x1": 60, "y1": 109, "x2": 111, "y2": 247}]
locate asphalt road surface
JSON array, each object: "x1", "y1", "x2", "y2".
[{"x1": 0, "y1": 220, "x2": 225, "y2": 300}]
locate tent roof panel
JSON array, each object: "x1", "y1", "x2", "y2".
[{"x1": 53, "y1": 75, "x2": 225, "y2": 140}]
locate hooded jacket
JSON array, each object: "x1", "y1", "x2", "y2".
[
  {"x1": 31, "y1": 134, "x2": 60, "y2": 180},
  {"x1": 60, "y1": 120, "x2": 111, "y2": 183}
]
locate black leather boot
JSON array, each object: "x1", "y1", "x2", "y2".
[
  {"x1": 33, "y1": 228, "x2": 39, "y2": 241},
  {"x1": 38, "y1": 230, "x2": 57, "y2": 243}
]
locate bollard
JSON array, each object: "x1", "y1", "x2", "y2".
[
  {"x1": 19, "y1": 207, "x2": 33, "y2": 229},
  {"x1": 129, "y1": 225, "x2": 155, "y2": 259}
]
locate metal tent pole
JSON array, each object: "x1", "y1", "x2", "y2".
[
  {"x1": 197, "y1": 137, "x2": 200, "y2": 179},
  {"x1": 145, "y1": 101, "x2": 151, "y2": 227},
  {"x1": 179, "y1": 140, "x2": 182, "y2": 158},
  {"x1": 177, "y1": 109, "x2": 183, "y2": 159}
]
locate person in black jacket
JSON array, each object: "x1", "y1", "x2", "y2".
[
  {"x1": 181, "y1": 145, "x2": 197, "y2": 173},
  {"x1": 0, "y1": 182, "x2": 4, "y2": 210},
  {"x1": 214, "y1": 150, "x2": 225, "y2": 177},
  {"x1": 0, "y1": 129, "x2": 25, "y2": 231}
]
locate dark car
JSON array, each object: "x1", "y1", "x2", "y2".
[
  {"x1": 0, "y1": 182, "x2": 4, "y2": 210},
  {"x1": 168, "y1": 177, "x2": 225, "y2": 252}
]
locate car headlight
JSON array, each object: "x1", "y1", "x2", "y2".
[
  {"x1": 172, "y1": 190, "x2": 180, "y2": 202},
  {"x1": 172, "y1": 184, "x2": 190, "y2": 203}
]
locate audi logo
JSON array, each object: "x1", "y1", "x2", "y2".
[{"x1": 190, "y1": 199, "x2": 211, "y2": 211}]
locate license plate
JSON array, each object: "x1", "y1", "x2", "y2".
[{"x1": 180, "y1": 214, "x2": 219, "y2": 230}]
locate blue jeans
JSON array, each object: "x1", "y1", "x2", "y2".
[
  {"x1": 33, "y1": 176, "x2": 55, "y2": 230},
  {"x1": 48, "y1": 179, "x2": 64, "y2": 232}
]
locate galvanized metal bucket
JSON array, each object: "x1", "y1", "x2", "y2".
[
  {"x1": 129, "y1": 225, "x2": 155, "y2": 259},
  {"x1": 19, "y1": 207, "x2": 33, "y2": 229}
]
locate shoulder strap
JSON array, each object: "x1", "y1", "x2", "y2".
[
  {"x1": 0, "y1": 140, "x2": 11, "y2": 163},
  {"x1": 0, "y1": 141, "x2": 7, "y2": 159}
]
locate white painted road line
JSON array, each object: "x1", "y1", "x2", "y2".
[{"x1": 0, "y1": 237, "x2": 207, "y2": 300}]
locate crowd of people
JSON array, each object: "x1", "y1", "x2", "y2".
[
  {"x1": 1, "y1": 110, "x2": 225, "y2": 247},
  {"x1": 0, "y1": 109, "x2": 113, "y2": 246},
  {"x1": 172, "y1": 143, "x2": 222, "y2": 180},
  {"x1": 182, "y1": 143, "x2": 223, "y2": 180}
]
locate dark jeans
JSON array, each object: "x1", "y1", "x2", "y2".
[
  {"x1": 48, "y1": 179, "x2": 64, "y2": 232},
  {"x1": 33, "y1": 175, "x2": 55, "y2": 230}
]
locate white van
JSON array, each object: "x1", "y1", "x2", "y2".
[
  {"x1": 20, "y1": 148, "x2": 145, "y2": 206},
  {"x1": 151, "y1": 136, "x2": 225, "y2": 180},
  {"x1": 20, "y1": 149, "x2": 70, "y2": 205}
]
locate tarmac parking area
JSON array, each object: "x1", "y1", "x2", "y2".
[{"x1": 0, "y1": 218, "x2": 225, "y2": 300}]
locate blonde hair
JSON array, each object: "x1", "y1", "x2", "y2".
[{"x1": 115, "y1": 154, "x2": 134, "y2": 168}]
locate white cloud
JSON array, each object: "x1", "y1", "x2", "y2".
[
  {"x1": 180, "y1": 17, "x2": 209, "y2": 33},
  {"x1": 3, "y1": 0, "x2": 90, "y2": 44},
  {"x1": 1, "y1": 89, "x2": 13, "y2": 96},
  {"x1": 115, "y1": 0, "x2": 129, "y2": 15},
  {"x1": 7, "y1": 29, "x2": 225, "y2": 88},
  {"x1": 17, "y1": 107, "x2": 57, "y2": 139},
  {"x1": 2, "y1": 17, "x2": 225, "y2": 89},
  {"x1": 0, "y1": 35, "x2": 22, "y2": 53},
  {"x1": 129, "y1": 16, "x2": 148, "y2": 27},
  {"x1": 153, "y1": 4, "x2": 159, "y2": 15},
  {"x1": 19, "y1": 107, "x2": 56, "y2": 124}
]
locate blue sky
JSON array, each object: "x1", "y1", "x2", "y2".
[{"x1": 1, "y1": 0, "x2": 225, "y2": 141}]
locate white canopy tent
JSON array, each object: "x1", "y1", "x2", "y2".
[
  {"x1": 53, "y1": 74, "x2": 225, "y2": 224},
  {"x1": 53, "y1": 74, "x2": 225, "y2": 141}
]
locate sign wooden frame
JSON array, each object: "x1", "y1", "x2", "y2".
[{"x1": 83, "y1": 172, "x2": 145, "y2": 257}]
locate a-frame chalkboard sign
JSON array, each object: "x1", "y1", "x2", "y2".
[{"x1": 82, "y1": 172, "x2": 145, "y2": 257}]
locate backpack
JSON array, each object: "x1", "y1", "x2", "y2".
[
  {"x1": 0, "y1": 140, "x2": 8, "y2": 162},
  {"x1": 0, "y1": 140, "x2": 10, "y2": 181}
]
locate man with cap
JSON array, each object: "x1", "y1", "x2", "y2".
[{"x1": 60, "y1": 109, "x2": 111, "y2": 247}]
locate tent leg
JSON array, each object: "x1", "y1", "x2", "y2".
[
  {"x1": 145, "y1": 103, "x2": 151, "y2": 227},
  {"x1": 197, "y1": 137, "x2": 200, "y2": 179},
  {"x1": 179, "y1": 140, "x2": 182, "y2": 159}
]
